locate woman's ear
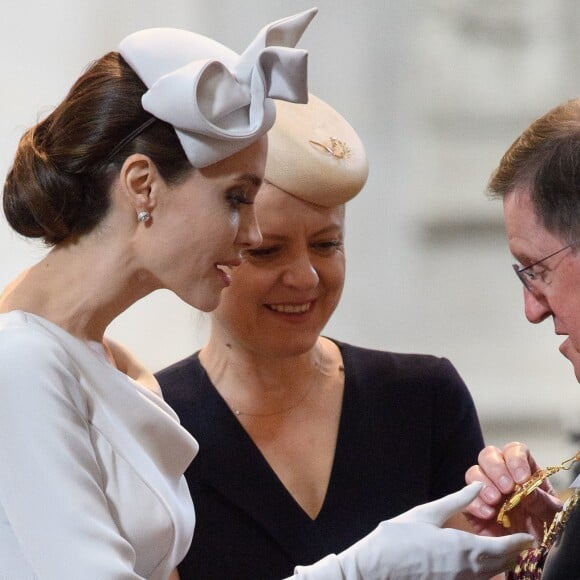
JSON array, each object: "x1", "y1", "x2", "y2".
[{"x1": 119, "y1": 154, "x2": 162, "y2": 216}]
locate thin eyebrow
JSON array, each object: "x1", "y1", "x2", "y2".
[
  {"x1": 260, "y1": 234, "x2": 287, "y2": 242},
  {"x1": 260, "y1": 225, "x2": 343, "y2": 243},
  {"x1": 234, "y1": 173, "x2": 262, "y2": 188},
  {"x1": 312, "y1": 225, "x2": 343, "y2": 237}
]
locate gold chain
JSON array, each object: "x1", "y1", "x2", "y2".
[{"x1": 497, "y1": 451, "x2": 580, "y2": 528}]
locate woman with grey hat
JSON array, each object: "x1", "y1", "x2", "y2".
[
  {"x1": 157, "y1": 94, "x2": 533, "y2": 579},
  {"x1": 0, "y1": 9, "x2": 316, "y2": 579}
]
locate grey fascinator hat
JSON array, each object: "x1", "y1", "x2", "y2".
[{"x1": 118, "y1": 8, "x2": 317, "y2": 168}]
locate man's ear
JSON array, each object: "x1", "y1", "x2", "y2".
[{"x1": 119, "y1": 153, "x2": 162, "y2": 215}]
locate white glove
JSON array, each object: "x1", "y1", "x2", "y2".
[{"x1": 292, "y1": 482, "x2": 534, "y2": 580}]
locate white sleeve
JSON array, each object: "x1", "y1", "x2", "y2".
[{"x1": 0, "y1": 327, "x2": 145, "y2": 579}]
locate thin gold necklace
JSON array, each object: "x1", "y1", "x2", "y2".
[
  {"x1": 227, "y1": 363, "x2": 344, "y2": 418},
  {"x1": 217, "y1": 339, "x2": 344, "y2": 418},
  {"x1": 230, "y1": 380, "x2": 318, "y2": 418}
]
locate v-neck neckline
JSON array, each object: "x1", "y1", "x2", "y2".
[{"x1": 198, "y1": 340, "x2": 349, "y2": 523}]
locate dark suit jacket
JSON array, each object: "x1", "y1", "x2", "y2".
[
  {"x1": 156, "y1": 340, "x2": 484, "y2": 580},
  {"x1": 542, "y1": 492, "x2": 580, "y2": 580}
]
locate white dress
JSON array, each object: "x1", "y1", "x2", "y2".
[{"x1": 0, "y1": 310, "x2": 198, "y2": 579}]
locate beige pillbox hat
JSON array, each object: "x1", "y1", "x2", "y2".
[{"x1": 264, "y1": 93, "x2": 368, "y2": 206}]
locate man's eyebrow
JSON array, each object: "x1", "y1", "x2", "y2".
[{"x1": 512, "y1": 253, "x2": 531, "y2": 266}]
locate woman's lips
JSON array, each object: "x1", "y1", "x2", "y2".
[
  {"x1": 215, "y1": 259, "x2": 241, "y2": 287},
  {"x1": 216, "y1": 266, "x2": 231, "y2": 286}
]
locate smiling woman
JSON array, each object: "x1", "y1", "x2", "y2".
[
  {"x1": 156, "y1": 93, "x2": 533, "y2": 580},
  {"x1": 213, "y1": 183, "x2": 346, "y2": 362}
]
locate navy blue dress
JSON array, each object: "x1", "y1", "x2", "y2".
[{"x1": 156, "y1": 340, "x2": 484, "y2": 580}]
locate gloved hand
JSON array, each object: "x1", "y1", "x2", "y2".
[{"x1": 292, "y1": 482, "x2": 534, "y2": 579}]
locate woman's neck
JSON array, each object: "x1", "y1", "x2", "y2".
[
  {"x1": 0, "y1": 238, "x2": 155, "y2": 342},
  {"x1": 200, "y1": 333, "x2": 343, "y2": 418}
]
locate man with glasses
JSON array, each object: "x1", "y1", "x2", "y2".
[
  {"x1": 513, "y1": 240, "x2": 580, "y2": 295},
  {"x1": 463, "y1": 98, "x2": 580, "y2": 578}
]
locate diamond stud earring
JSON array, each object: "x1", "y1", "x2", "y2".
[{"x1": 137, "y1": 211, "x2": 151, "y2": 223}]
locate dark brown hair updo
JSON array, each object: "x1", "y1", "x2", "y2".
[{"x1": 3, "y1": 52, "x2": 192, "y2": 245}]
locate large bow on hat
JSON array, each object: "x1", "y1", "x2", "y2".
[{"x1": 119, "y1": 8, "x2": 317, "y2": 168}]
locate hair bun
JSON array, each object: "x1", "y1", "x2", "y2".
[{"x1": 3, "y1": 125, "x2": 85, "y2": 244}]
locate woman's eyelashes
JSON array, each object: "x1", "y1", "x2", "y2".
[
  {"x1": 312, "y1": 240, "x2": 343, "y2": 254},
  {"x1": 243, "y1": 240, "x2": 344, "y2": 260},
  {"x1": 226, "y1": 189, "x2": 254, "y2": 210},
  {"x1": 244, "y1": 245, "x2": 279, "y2": 259}
]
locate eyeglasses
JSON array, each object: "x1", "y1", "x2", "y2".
[{"x1": 512, "y1": 240, "x2": 580, "y2": 292}]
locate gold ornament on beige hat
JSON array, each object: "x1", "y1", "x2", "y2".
[{"x1": 264, "y1": 93, "x2": 368, "y2": 207}]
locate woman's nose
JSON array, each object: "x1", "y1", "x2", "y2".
[
  {"x1": 282, "y1": 254, "x2": 319, "y2": 288},
  {"x1": 238, "y1": 208, "x2": 262, "y2": 249}
]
